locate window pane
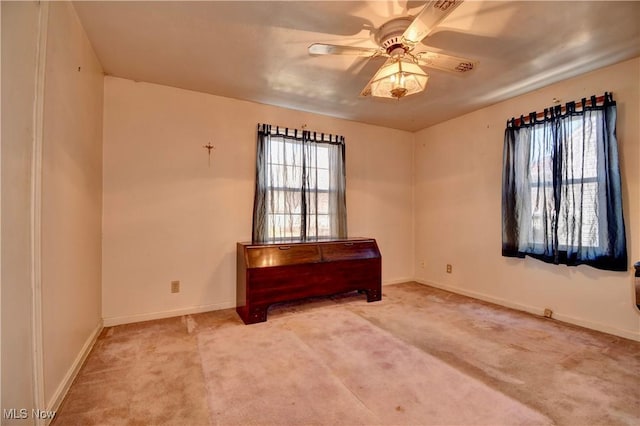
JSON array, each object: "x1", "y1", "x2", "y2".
[
  {"x1": 316, "y1": 146, "x2": 329, "y2": 169},
  {"x1": 268, "y1": 190, "x2": 301, "y2": 214},
  {"x1": 317, "y1": 214, "x2": 330, "y2": 237},
  {"x1": 307, "y1": 214, "x2": 330, "y2": 238},
  {"x1": 284, "y1": 142, "x2": 301, "y2": 164},
  {"x1": 268, "y1": 164, "x2": 302, "y2": 188},
  {"x1": 267, "y1": 214, "x2": 301, "y2": 239},
  {"x1": 317, "y1": 192, "x2": 329, "y2": 214},
  {"x1": 529, "y1": 126, "x2": 553, "y2": 183},
  {"x1": 315, "y1": 169, "x2": 328, "y2": 190},
  {"x1": 564, "y1": 116, "x2": 598, "y2": 180},
  {"x1": 306, "y1": 191, "x2": 330, "y2": 214},
  {"x1": 557, "y1": 182, "x2": 599, "y2": 248},
  {"x1": 268, "y1": 139, "x2": 283, "y2": 162},
  {"x1": 529, "y1": 185, "x2": 554, "y2": 247}
]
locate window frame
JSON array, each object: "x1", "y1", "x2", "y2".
[
  {"x1": 526, "y1": 115, "x2": 604, "y2": 252},
  {"x1": 252, "y1": 124, "x2": 347, "y2": 244}
]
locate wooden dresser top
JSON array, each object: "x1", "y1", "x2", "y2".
[{"x1": 238, "y1": 238, "x2": 380, "y2": 269}]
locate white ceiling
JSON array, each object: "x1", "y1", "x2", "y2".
[{"x1": 73, "y1": 1, "x2": 640, "y2": 132}]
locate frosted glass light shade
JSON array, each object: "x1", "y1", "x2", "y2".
[{"x1": 368, "y1": 57, "x2": 429, "y2": 99}]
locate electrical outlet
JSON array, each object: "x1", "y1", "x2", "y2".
[
  {"x1": 544, "y1": 308, "x2": 553, "y2": 318},
  {"x1": 446, "y1": 264, "x2": 452, "y2": 273},
  {"x1": 171, "y1": 280, "x2": 180, "y2": 293},
  {"x1": 420, "y1": 260, "x2": 425, "y2": 269}
]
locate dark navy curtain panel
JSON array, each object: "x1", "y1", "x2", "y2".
[{"x1": 502, "y1": 92, "x2": 627, "y2": 271}]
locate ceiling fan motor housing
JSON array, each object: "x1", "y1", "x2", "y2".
[{"x1": 375, "y1": 17, "x2": 414, "y2": 54}]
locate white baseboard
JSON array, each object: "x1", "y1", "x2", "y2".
[
  {"x1": 549, "y1": 311, "x2": 640, "y2": 342},
  {"x1": 415, "y1": 279, "x2": 640, "y2": 342},
  {"x1": 103, "y1": 301, "x2": 236, "y2": 327},
  {"x1": 46, "y1": 319, "x2": 103, "y2": 424},
  {"x1": 102, "y1": 281, "x2": 416, "y2": 328},
  {"x1": 102, "y1": 280, "x2": 415, "y2": 327},
  {"x1": 384, "y1": 277, "x2": 414, "y2": 286}
]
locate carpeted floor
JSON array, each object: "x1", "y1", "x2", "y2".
[{"x1": 53, "y1": 282, "x2": 640, "y2": 425}]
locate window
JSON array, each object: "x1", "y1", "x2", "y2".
[
  {"x1": 252, "y1": 124, "x2": 347, "y2": 243},
  {"x1": 502, "y1": 93, "x2": 627, "y2": 271},
  {"x1": 264, "y1": 138, "x2": 331, "y2": 240},
  {"x1": 528, "y1": 116, "x2": 600, "y2": 249}
]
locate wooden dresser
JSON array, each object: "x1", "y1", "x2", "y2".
[{"x1": 236, "y1": 238, "x2": 381, "y2": 324}]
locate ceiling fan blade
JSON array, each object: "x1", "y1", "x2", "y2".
[
  {"x1": 403, "y1": 0, "x2": 464, "y2": 46},
  {"x1": 308, "y1": 43, "x2": 380, "y2": 57},
  {"x1": 416, "y1": 51, "x2": 477, "y2": 73}
]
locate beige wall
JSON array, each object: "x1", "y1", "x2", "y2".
[
  {"x1": 3, "y1": 1, "x2": 637, "y2": 417},
  {"x1": 41, "y1": 2, "x2": 104, "y2": 407},
  {"x1": 414, "y1": 57, "x2": 640, "y2": 340},
  {"x1": 1, "y1": 2, "x2": 40, "y2": 421},
  {"x1": 1, "y1": 0, "x2": 103, "y2": 418},
  {"x1": 102, "y1": 77, "x2": 414, "y2": 325}
]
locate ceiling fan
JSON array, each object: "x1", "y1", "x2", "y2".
[{"x1": 308, "y1": 0, "x2": 477, "y2": 100}]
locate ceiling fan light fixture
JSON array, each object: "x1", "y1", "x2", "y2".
[{"x1": 367, "y1": 57, "x2": 429, "y2": 100}]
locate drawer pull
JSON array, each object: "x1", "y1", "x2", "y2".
[
  {"x1": 343, "y1": 243, "x2": 354, "y2": 246},
  {"x1": 278, "y1": 246, "x2": 291, "y2": 250}
]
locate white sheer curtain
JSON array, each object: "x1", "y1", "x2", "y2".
[{"x1": 252, "y1": 124, "x2": 347, "y2": 243}]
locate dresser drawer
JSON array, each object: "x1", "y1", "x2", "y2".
[
  {"x1": 320, "y1": 240, "x2": 380, "y2": 261},
  {"x1": 245, "y1": 244, "x2": 321, "y2": 268}
]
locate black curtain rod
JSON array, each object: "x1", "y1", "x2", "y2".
[
  {"x1": 257, "y1": 123, "x2": 344, "y2": 144},
  {"x1": 509, "y1": 93, "x2": 613, "y2": 127}
]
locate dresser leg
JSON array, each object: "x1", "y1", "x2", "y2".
[
  {"x1": 246, "y1": 305, "x2": 268, "y2": 324},
  {"x1": 237, "y1": 304, "x2": 269, "y2": 324},
  {"x1": 364, "y1": 288, "x2": 381, "y2": 302}
]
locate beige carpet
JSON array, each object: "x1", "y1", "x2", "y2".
[
  {"x1": 199, "y1": 308, "x2": 550, "y2": 425},
  {"x1": 53, "y1": 282, "x2": 640, "y2": 425}
]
